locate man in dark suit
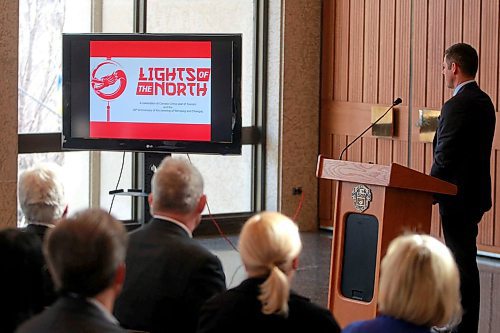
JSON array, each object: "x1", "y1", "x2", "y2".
[
  {"x1": 16, "y1": 208, "x2": 129, "y2": 333},
  {"x1": 431, "y1": 43, "x2": 496, "y2": 333},
  {"x1": 114, "y1": 157, "x2": 226, "y2": 333},
  {"x1": 18, "y1": 163, "x2": 68, "y2": 307}
]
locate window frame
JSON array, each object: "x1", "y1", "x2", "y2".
[{"x1": 17, "y1": 0, "x2": 267, "y2": 228}]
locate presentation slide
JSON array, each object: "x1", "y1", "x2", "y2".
[{"x1": 89, "y1": 40, "x2": 212, "y2": 141}]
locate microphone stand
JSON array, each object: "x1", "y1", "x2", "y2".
[{"x1": 338, "y1": 98, "x2": 402, "y2": 160}]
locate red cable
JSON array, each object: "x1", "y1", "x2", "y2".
[
  {"x1": 186, "y1": 154, "x2": 239, "y2": 252},
  {"x1": 292, "y1": 191, "x2": 305, "y2": 222},
  {"x1": 206, "y1": 201, "x2": 239, "y2": 252},
  {"x1": 186, "y1": 155, "x2": 305, "y2": 251}
]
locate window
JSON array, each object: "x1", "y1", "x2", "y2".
[
  {"x1": 147, "y1": 0, "x2": 258, "y2": 214},
  {"x1": 17, "y1": 152, "x2": 90, "y2": 225},
  {"x1": 18, "y1": 0, "x2": 262, "y2": 224},
  {"x1": 17, "y1": 0, "x2": 92, "y2": 225},
  {"x1": 18, "y1": 0, "x2": 91, "y2": 134}
]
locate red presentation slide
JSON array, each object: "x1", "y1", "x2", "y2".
[{"x1": 89, "y1": 40, "x2": 212, "y2": 141}]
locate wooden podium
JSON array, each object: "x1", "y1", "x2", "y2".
[{"x1": 316, "y1": 155, "x2": 457, "y2": 328}]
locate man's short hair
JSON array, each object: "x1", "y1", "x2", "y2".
[
  {"x1": 445, "y1": 43, "x2": 478, "y2": 77},
  {"x1": 151, "y1": 157, "x2": 204, "y2": 214},
  {"x1": 18, "y1": 163, "x2": 66, "y2": 224},
  {"x1": 44, "y1": 208, "x2": 128, "y2": 297},
  {"x1": 378, "y1": 234, "x2": 461, "y2": 328}
]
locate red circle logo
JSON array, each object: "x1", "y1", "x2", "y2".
[{"x1": 91, "y1": 60, "x2": 127, "y2": 100}]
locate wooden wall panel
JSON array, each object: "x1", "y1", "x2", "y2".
[
  {"x1": 427, "y1": 0, "x2": 445, "y2": 108},
  {"x1": 362, "y1": 137, "x2": 377, "y2": 164},
  {"x1": 323, "y1": 101, "x2": 409, "y2": 136},
  {"x1": 376, "y1": 139, "x2": 392, "y2": 165},
  {"x1": 347, "y1": 135, "x2": 362, "y2": 162},
  {"x1": 320, "y1": 0, "x2": 500, "y2": 253},
  {"x1": 392, "y1": 140, "x2": 407, "y2": 166},
  {"x1": 444, "y1": 0, "x2": 463, "y2": 104},
  {"x1": 463, "y1": 0, "x2": 481, "y2": 83},
  {"x1": 479, "y1": 0, "x2": 499, "y2": 107},
  {"x1": 411, "y1": 0, "x2": 428, "y2": 106},
  {"x1": 424, "y1": 143, "x2": 433, "y2": 174},
  {"x1": 363, "y1": 0, "x2": 379, "y2": 104},
  {"x1": 394, "y1": 0, "x2": 411, "y2": 103},
  {"x1": 410, "y1": 142, "x2": 425, "y2": 172},
  {"x1": 480, "y1": 211, "x2": 495, "y2": 245},
  {"x1": 444, "y1": 0, "x2": 463, "y2": 58},
  {"x1": 333, "y1": 0, "x2": 349, "y2": 100},
  {"x1": 348, "y1": 0, "x2": 364, "y2": 102},
  {"x1": 378, "y1": 0, "x2": 395, "y2": 104}
]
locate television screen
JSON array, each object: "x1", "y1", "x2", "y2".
[{"x1": 62, "y1": 33, "x2": 241, "y2": 154}]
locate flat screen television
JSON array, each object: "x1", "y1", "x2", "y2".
[{"x1": 62, "y1": 33, "x2": 242, "y2": 154}]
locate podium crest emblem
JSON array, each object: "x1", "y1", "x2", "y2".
[{"x1": 351, "y1": 184, "x2": 372, "y2": 212}]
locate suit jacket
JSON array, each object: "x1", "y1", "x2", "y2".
[
  {"x1": 431, "y1": 82, "x2": 496, "y2": 216},
  {"x1": 23, "y1": 224, "x2": 51, "y2": 241},
  {"x1": 1, "y1": 230, "x2": 45, "y2": 332},
  {"x1": 342, "y1": 315, "x2": 431, "y2": 333},
  {"x1": 114, "y1": 217, "x2": 226, "y2": 333},
  {"x1": 197, "y1": 277, "x2": 341, "y2": 333},
  {"x1": 22, "y1": 224, "x2": 57, "y2": 307},
  {"x1": 15, "y1": 295, "x2": 126, "y2": 333}
]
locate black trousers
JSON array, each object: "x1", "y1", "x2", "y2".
[{"x1": 440, "y1": 207, "x2": 482, "y2": 333}]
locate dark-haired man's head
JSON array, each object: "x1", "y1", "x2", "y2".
[
  {"x1": 45, "y1": 208, "x2": 128, "y2": 303},
  {"x1": 443, "y1": 43, "x2": 478, "y2": 89}
]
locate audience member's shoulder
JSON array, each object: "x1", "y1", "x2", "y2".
[
  {"x1": 15, "y1": 312, "x2": 45, "y2": 333},
  {"x1": 16, "y1": 309, "x2": 127, "y2": 333},
  {"x1": 289, "y1": 292, "x2": 327, "y2": 314},
  {"x1": 342, "y1": 321, "x2": 364, "y2": 333},
  {"x1": 289, "y1": 293, "x2": 340, "y2": 332},
  {"x1": 203, "y1": 284, "x2": 252, "y2": 308},
  {"x1": 342, "y1": 317, "x2": 390, "y2": 333},
  {"x1": 342, "y1": 316, "x2": 426, "y2": 333}
]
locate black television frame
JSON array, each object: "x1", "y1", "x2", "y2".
[{"x1": 62, "y1": 33, "x2": 242, "y2": 155}]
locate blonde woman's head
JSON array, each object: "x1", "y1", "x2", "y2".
[
  {"x1": 378, "y1": 234, "x2": 462, "y2": 328},
  {"x1": 239, "y1": 212, "x2": 302, "y2": 316}
]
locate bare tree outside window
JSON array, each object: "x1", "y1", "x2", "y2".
[
  {"x1": 18, "y1": 0, "x2": 91, "y2": 224},
  {"x1": 18, "y1": 0, "x2": 66, "y2": 170}
]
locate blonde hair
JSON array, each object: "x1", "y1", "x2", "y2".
[
  {"x1": 151, "y1": 157, "x2": 203, "y2": 214},
  {"x1": 18, "y1": 163, "x2": 66, "y2": 224},
  {"x1": 238, "y1": 212, "x2": 302, "y2": 316},
  {"x1": 378, "y1": 234, "x2": 462, "y2": 328}
]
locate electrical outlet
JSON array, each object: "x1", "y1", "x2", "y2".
[{"x1": 292, "y1": 187, "x2": 303, "y2": 195}]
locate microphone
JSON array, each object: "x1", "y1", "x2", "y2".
[{"x1": 338, "y1": 97, "x2": 402, "y2": 160}]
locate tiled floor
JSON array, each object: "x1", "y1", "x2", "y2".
[{"x1": 199, "y1": 230, "x2": 500, "y2": 333}]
